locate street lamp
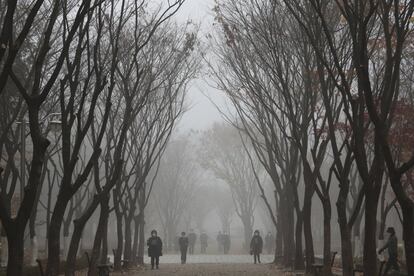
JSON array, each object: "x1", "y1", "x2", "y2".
[{"x1": 15, "y1": 113, "x2": 61, "y2": 203}]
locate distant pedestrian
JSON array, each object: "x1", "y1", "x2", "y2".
[
  {"x1": 378, "y1": 227, "x2": 399, "y2": 275},
  {"x1": 200, "y1": 232, "x2": 208, "y2": 253},
  {"x1": 188, "y1": 229, "x2": 197, "y2": 254},
  {"x1": 264, "y1": 231, "x2": 274, "y2": 254},
  {"x1": 223, "y1": 232, "x2": 231, "y2": 254},
  {"x1": 179, "y1": 232, "x2": 189, "y2": 264},
  {"x1": 216, "y1": 231, "x2": 224, "y2": 253},
  {"x1": 250, "y1": 230, "x2": 263, "y2": 264},
  {"x1": 147, "y1": 230, "x2": 162, "y2": 270}
]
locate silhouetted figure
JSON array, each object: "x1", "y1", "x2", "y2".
[
  {"x1": 188, "y1": 229, "x2": 197, "y2": 254},
  {"x1": 250, "y1": 230, "x2": 263, "y2": 264},
  {"x1": 264, "y1": 231, "x2": 275, "y2": 254},
  {"x1": 200, "y1": 232, "x2": 208, "y2": 253},
  {"x1": 178, "y1": 232, "x2": 189, "y2": 264},
  {"x1": 223, "y1": 232, "x2": 231, "y2": 254},
  {"x1": 147, "y1": 230, "x2": 162, "y2": 270},
  {"x1": 378, "y1": 227, "x2": 399, "y2": 275},
  {"x1": 216, "y1": 231, "x2": 224, "y2": 253}
]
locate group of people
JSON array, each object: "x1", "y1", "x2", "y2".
[
  {"x1": 147, "y1": 226, "x2": 401, "y2": 275},
  {"x1": 173, "y1": 230, "x2": 209, "y2": 255}
]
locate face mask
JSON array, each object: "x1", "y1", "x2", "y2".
[
  {"x1": 152, "y1": 233, "x2": 156, "y2": 237},
  {"x1": 255, "y1": 233, "x2": 259, "y2": 236}
]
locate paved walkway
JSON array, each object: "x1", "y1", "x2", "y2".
[{"x1": 114, "y1": 263, "x2": 284, "y2": 276}]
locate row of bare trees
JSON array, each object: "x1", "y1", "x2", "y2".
[
  {"x1": 209, "y1": 1, "x2": 414, "y2": 275},
  {"x1": 0, "y1": 0, "x2": 199, "y2": 275}
]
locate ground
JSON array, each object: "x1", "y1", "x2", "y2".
[
  {"x1": 121, "y1": 263, "x2": 283, "y2": 276},
  {"x1": 71, "y1": 255, "x2": 292, "y2": 275}
]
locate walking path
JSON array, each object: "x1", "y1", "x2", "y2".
[
  {"x1": 114, "y1": 263, "x2": 284, "y2": 276},
  {"x1": 72, "y1": 255, "x2": 290, "y2": 275}
]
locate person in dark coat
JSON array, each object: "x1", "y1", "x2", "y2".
[
  {"x1": 378, "y1": 227, "x2": 399, "y2": 275},
  {"x1": 147, "y1": 230, "x2": 162, "y2": 269},
  {"x1": 250, "y1": 230, "x2": 263, "y2": 264},
  {"x1": 188, "y1": 229, "x2": 197, "y2": 254},
  {"x1": 179, "y1": 232, "x2": 189, "y2": 264},
  {"x1": 200, "y1": 232, "x2": 208, "y2": 253},
  {"x1": 264, "y1": 231, "x2": 275, "y2": 254}
]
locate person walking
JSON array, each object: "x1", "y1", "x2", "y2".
[
  {"x1": 147, "y1": 230, "x2": 162, "y2": 270},
  {"x1": 378, "y1": 227, "x2": 399, "y2": 275},
  {"x1": 200, "y1": 232, "x2": 208, "y2": 254},
  {"x1": 179, "y1": 232, "x2": 189, "y2": 264},
  {"x1": 188, "y1": 229, "x2": 197, "y2": 255},
  {"x1": 264, "y1": 231, "x2": 274, "y2": 254},
  {"x1": 250, "y1": 230, "x2": 263, "y2": 264}
]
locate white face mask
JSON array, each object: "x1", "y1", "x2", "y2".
[
  {"x1": 152, "y1": 233, "x2": 156, "y2": 237},
  {"x1": 255, "y1": 233, "x2": 259, "y2": 236}
]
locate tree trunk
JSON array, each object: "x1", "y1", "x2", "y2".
[
  {"x1": 303, "y1": 184, "x2": 315, "y2": 272},
  {"x1": 114, "y1": 209, "x2": 123, "y2": 271},
  {"x1": 88, "y1": 196, "x2": 109, "y2": 276},
  {"x1": 401, "y1": 203, "x2": 414, "y2": 275},
  {"x1": 337, "y1": 205, "x2": 353, "y2": 276},
  {"x1": 280, "y1": 194, "x2": 295, "y2": 267},
  {"x1": 241, "y1": 216, "x2": 253, "y2": 252},
  {"x1": 294, "y1": 211, "x2": 305, "y2": 270},
  {"x1": 322, "y1": 199, "x2": 332, "y2": 276},
  {"x1": 65, "y1": 195, "x2": 102, "y2": 276},
  {"x1": 363, "y1": 189, "x2": 380, "y2": 276},
  {"x1": 137, "y1": 214, "x2": 145, "y2": 265},
  {"x1": 123, "y1": 217, "x2": 132, "y2": 262},
  {"x1": 336, "y1": 181, "x2": 353, "y2": 276},
  {"x1": 6, "y1": 228, "x2": 24, "y2": 276},
  {"x1": 131, "y1": 216, "x2": 140, "y2": 264},
  {"x1": 46, "y1": 191, "x2": 71, "y2": 276},
  {"x1": 1, "y1": 234, "x2": 8, "y2": 267}
]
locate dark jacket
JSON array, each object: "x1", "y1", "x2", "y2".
[
  {"x1": 147, "y1": 236, "x2": 163, "y2": 257},
  {"x1": 381, "y1": 234, "x2": 398, "y2": 257},
  {"x1": 179, "y1": 236, "x2": 189, "y2": 251},
  {"x1": 250, "y1": 235, "x2": 263, "y2": 254}
]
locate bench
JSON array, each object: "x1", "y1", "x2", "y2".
[{"x1": 311, "y1": 251, "x2": 337, "y2": 276}]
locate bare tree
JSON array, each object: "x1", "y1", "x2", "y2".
[
  {"x1": 200, "y1": 123, "x2": 260, "y2": 250},
  {"x1": 154, "y1": 136, "x2": 199, "y2": 251}
]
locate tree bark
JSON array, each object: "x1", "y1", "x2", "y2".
[
  {"x1": 322, "y1": 199, "x2": 332, "y2": 276},
  {"x1": 6, "y1": 227, "x2": 24, "y2": 276},
  {"x1": 123, "y1": 217, "x2": 132, "y2": 262},
  {"x1": 401, "y1": 203, "x2": 414, "y2": 275},
  {"x1": 88, "y1": 196, "x2": 109, "y2": 276},
  {"x1": 46, "y1": 190, "x2": 71, "y2": 276},
  {"x1": 137, "y1": 214, "x2": 145, "y2": 265},
  {"x1": 303, "y1": 184, "x2": 315, "y2": 272},
  {"x1": 294, "y1": 211, "x2": 305, "y2": 270},
  {"x1": 337, "y1": 200, "x2": 353, "y2": 276},
  {"x1": 131, "y1": 216, "x2": 140, "y2": 264},
  {"x1": 114, "y1": 207, "x2": 123, "y2": 271},
  {"x1": 363, "y1": 188, "x2": 380, "y2": 276}
]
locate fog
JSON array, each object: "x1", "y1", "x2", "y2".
[{"x1": 0, "y1": 0, "x2": 412, "y2": 275}]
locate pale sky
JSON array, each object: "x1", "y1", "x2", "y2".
[{"x1": 174, "y1": 0, "x2": 227, "y2": 131}]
